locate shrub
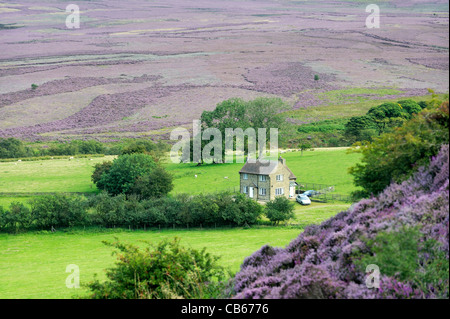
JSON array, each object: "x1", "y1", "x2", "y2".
[
  {"x1": 0, "y1": 138, "x2": 30, "y2": 159},
  {"x1": 264, "y1": 196, "x2": 295, "y2": 225},
  {"x1": 88, "y1": 192, "x2": 127, "y2": 228},
  {"x1": 86, "y1": 237, "x2": 227, "y2": 299},
  {"x1": 30, "y1": 194, "x2": 88, "y2": 230},
  {"x1": 0, "y1": 202, "x2": 33, "y2": 233},
  {"x1": 233, "y1": 193, "x2": 264, "y2": 226},
  {"x1": 130, "y1": 165, "x2": 174, "y2": 199},
  {"x1": 96, "y1": 153, "x2": 156, "y2": 196}
]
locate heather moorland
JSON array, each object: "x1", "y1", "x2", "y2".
[{"x1": 0, "y1": 0, "x2": 448, "y2": 141}]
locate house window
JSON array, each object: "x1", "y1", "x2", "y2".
[
  {"x1": 276, "y1": 174, "x2": 283, "y2": 181},
  {"x1": 259, "y1": 188, "x2": 267, "y2": 196},
  {"x1": 243, "y1": 173, "x2": 248, "y2": 180},
  {"x1": 275, "y1": 188, "x2": 284, "y2": 196},
  {"x1": 259, "y1": 175, "x2": 268, "y2": 182},
  {"x1": 243, "y1": 186, "x2": 248, "y2": 194}
]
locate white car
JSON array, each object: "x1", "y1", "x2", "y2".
[{"x1": 296, "y1": 194, "x2": 311, "y2": 205}]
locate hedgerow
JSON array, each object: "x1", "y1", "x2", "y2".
[{"x1": 0, "y1": 192, "x2": 265, "y2": 233}]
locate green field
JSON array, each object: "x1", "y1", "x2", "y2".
[
  {"x1": 166, "y1": 148, "x2": 361, "y2": 195},
  {"x1": 0, "y1": 202, "x2": 349, "y2": 299},
  {"x1": 0, "y1": 148, "x2": 357, "y2": 298},
  {"x1": 0, "y1": 148, "x2": 361, "y2": 207},
  {"x1": 0, "y1": 156, "x2": 116, "y2": 194}
]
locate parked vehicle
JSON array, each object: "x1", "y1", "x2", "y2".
[
  {"x1": 303, "y1": 190, "x2": 318, "y2": 197},
  {"x1": 296, "y1": 194, "x2": 311, "y2": 205}
]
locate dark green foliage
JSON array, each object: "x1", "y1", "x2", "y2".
[
  {"x1": 89, "y1": 192, "x2": 128, "y2": 228},
  {"x1": 344, "y1": 116, "x2": 377, "y2": 142},
  {"x1": 418, "y1": 101, "x2": 428, "y2": 109},
  {"x1": 86, "y1": 237, "x2": 228, "y2": 299},
  {"x1": 130, "y1": 165, "x2": 174, "y2": 199},
  {"x1": 0, "y1": 191, "x2": 267, "y2": 233},
  {"x1": 397, "y1": 99, "x2": 422, "y2": 116},
  {"x1": 232, "y1": 193, "x2": 264, "y2": 226},
  {"x1": 0, "y1": 202, "x2": 33, "y2": 233},
  {"x1": 0, "y1": 138, "x2": 31, "y2": 158},
  {"x1": 344, "y1": 99, "x2": 431, "y2": 144},
  {"x1": 96, "y1": 153, "x2": 156, "y2": 196},
  {"x1": 29, "y1": 194, "x2": 88, "y2": 229},
  {"x1": 46, "y1": 140, "x2": 105, "y2": 156},
  {"x1": 314, "y1": 74, "x2": 320, "y2": 81},
  {"x1": 31, "y1": 84, "x2": 38, "y2": 90},
  {"x1": 367, "y1": 102, "x2": 409, "y2": 135},
  {"x1": 0, "y1": 138, "x2": 169, "y2": 159},
  {"x1": 349, "y1": 100, "x2": 449, "y2": 197},
  {"x1": 91, "y1": 161, "x2": 113, "y2": 185},
  {"x1": 264, "y1": 196, "x2": 295, "y2": 225}
]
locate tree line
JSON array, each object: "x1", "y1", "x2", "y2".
[{"x1": 0, "y1": 138, "x2": 169, "y2": 159}]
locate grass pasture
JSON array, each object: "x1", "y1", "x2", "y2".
[
  {"x1": 166, "y1": 148, "x2": 361, "y2": 196},
  {"x1": 0, "y1": 148, "x2": 361, "y2": 208},
  {"x1": 0, "y1": 147, "x2": 356, "y2": 298},
  {"x1": 0, "y1": 156, "x2": 116, "y2": 194},
  {"x1": 0, "y1": 201, "x2": 349, "y2": 299}
]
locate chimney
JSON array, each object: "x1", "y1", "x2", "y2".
[{"x1": 278, "y1": 156, "x2": 286, "y2": 165}]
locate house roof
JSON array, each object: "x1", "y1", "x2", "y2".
[{"x1": 239, "y1": 157, "x2": 296, "y2": 180}]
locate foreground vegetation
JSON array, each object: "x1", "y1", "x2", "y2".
[{"x1": 0, "y1": 201, "x2": 347, "y2": 299}]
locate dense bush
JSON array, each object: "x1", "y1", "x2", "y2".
[
  {"x1": 0, "y1": 202, "x2": 33, "y2": 233},
  {"x1": 232, "y1": 144, "x2": 449, "y2": 299},
  {"x1": 264, "y1": 196, "x2": 295, "y2": 225},
  {"x1": 95, "y1": 153, "x2": 157, "y2": 196},
  {"x1": 30, "y1": 194, "x2": 89, "y2": 229},
  {"x1": 86, "y1": 237, "x2": 228, "y2": 299},
  {"x1": 0, "y1": 138, "x2": 33, "y2": 158},
  {"x1": 130, "y1": 165, "x2": 174, "y2": 200},
  {"x1": 0, "y1": 192, "x2": 265, "y2": 233}
]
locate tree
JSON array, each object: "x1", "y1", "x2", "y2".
[
  {"x1": 0, "y1": 138, "x2": 29, "y2": 158},
  {"x1": 91, "y1": 161, "x2": 113, "y2": 185},
  {"x1": 349, "y1": 100, "x2": 449, "y2": 198},
  {"x1": 96, "y1": 153, "x2": 156, "y2": 196},
  {"x1": 130, "y1": 165, "x2": 174, "y2": 199},
  {"x1": 367, "y1": 102, "x2": 409, "y2": 135},
  {"x1": 299, "y1": 142, "x2": 312, "y2": 156},
  {"x1": 397, "y1": 99, "x2": 422, "y2": 116},
  {"x1": 344, "y1": 115, "x2": 377, "y2": 142},
  {"x1": 265, "y1": 196, "x2": 295, "y2": 225},
  {"x1": 199, "y1": 97, "x2": 289, "y2": 164}
]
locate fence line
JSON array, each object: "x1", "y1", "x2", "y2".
[{"x1": 297, "y1": 182, "x2": 351, "y2": 203}]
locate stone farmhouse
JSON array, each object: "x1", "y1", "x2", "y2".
[{"x1": 239, "y1": 157, "x2": 297, "y2": 201}]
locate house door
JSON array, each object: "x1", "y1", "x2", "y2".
[
  {"x1": 290, "y1": 186, "x2": 295, "y2": 198},
  {"x1": 249, "y1": 187, "x2": 254, "y2": 198}
]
